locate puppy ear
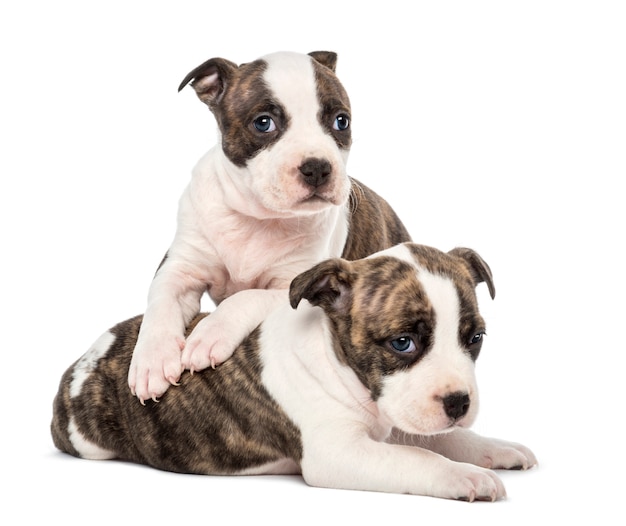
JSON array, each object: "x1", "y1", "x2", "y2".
[
  {"x1": 308, "y1": 51, "x2": 338, "y2": 72},
  {"x1": 289, "y1": 258, "x2": 354, "y2": 313},
  {"x1": 178, "y1": 57, "x2": 239, "y2": 108},
  {"x1": 448, "y1": 248, "x2": 496, "y2": 299}
]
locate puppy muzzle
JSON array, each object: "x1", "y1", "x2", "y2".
[
  {"x1": 299, "y1": 157, "x2": 332, "y2": 188},
  {"x1": 442, "y1": 391, "x2": 471, "y2": 421}
]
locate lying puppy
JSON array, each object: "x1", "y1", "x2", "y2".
[
  {"x1": 128, "y1": 50, "x2": 410, "y2": 403},
  {"x1": 52, "y1": 243, "x2": 536, "y2": 501}
]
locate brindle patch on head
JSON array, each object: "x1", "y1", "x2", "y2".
[
  {"x1": 332, "y1": 256, "x2": 435, "y2": 400},
  {"x1": 216, "y1": 59, "x2": 289, "y2": 167},
  {"x1": 406, "y1": 244, "x2": 488, "y2": 360},
  {"x1": 310, "y1": 59, "x2": 352, "y2": 151}
]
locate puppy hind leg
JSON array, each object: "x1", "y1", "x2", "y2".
[
  {"x1": 51, "y1": 368, "x2": 80, "y2": 457},
  {"x1": 51, "y1": 365, "x2": 118, "y2": 460}
]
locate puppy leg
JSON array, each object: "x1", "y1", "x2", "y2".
[
  {"x1": 182, "y1": 289, "x2": 287, "y2": 371},
  {"x1": 128, "y1": 259, "x2": 208, "y2": 403},
  {"x1": 303, "y1": 430, "x2": 507, "y2": 501},
  {"x1": 389, "y1": 428, "x2": 537, "y2": 470}
]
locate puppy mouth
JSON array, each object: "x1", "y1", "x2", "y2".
[
  {"x1": 297, "y1": 190, "x2": 340, "y2": 209},
  {"x1": 260, "y1": 175, "x2": 350, "y2": 216},
  {"x1": 304, "y1": 192, "x2": 332, "y2": 204},
  {"x1": 444, "y1": 420, "x2": 465, "y2": 432},
  {"x1": 392, "y1": 411, "x2": 473, "y2": 436}
]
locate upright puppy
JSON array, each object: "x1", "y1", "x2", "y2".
[
  {"x1": 128, "y1": 51, "x2": 411, "y2": 403},
  {"x1": 52, "y1": 243, "x2": 536, "y2": 501}
]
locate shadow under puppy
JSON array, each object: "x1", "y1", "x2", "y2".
[{"x1": 51, "y1": 243, "x2": 536, "y2": 501}]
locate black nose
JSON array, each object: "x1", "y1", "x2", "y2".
[
  {"x1": 442, "y1": 392, "x2": 470, "y2": 420},
  {"x1": 299, "y1": 158, "x2": 331, "y2": 187}
]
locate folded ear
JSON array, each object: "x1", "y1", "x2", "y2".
[
  {"x1": 308, "y1": 51, "x2": 338, "y2": 72},
  {"x1": 178, "y1": 57, "x2": 239, "y2": 109},
  {"x1": 448, "y1": 247, "x2": 496, "y2": 299},
  {"x1": 289, "y1": 258, "x2": 354, "y2": 314}
]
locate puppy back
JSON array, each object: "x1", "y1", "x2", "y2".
[
  {"x1": 343, "y1": 178, "x2": 411, "y2": 260},
  {"x1": 51, "y1": 314, "x2": 303, "y2": 474}
]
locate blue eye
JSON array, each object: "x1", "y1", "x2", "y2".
[
  {"x1": 469, "y1": 332, "x2": 484, "y2": 345},
  {"x1": 390, "y1": 336, "x2": 416, "y2": 353},
  {"x1": 333, "y1": 114, "x2": 350, "y2": 131},
  {"x1": 253, "y1": 115, "x2": 276, "y2": 133}
]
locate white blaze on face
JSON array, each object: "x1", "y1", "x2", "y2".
[
  {"x1": 377, "y1": 266, "x2": 479, "y2": 436},
  {"x1": 264, "y1": 52, "x2": 321, "y2": 132},
  {"x1": 246, "y1": 52, "x2": 351, "y2": 214}
]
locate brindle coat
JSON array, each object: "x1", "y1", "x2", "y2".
[
  {"x1": 51, "y1": 245, "x2": 494, "y2": 476},
  {"x1": 51, "y1": 313, "x2": 302, "y2": 474}
]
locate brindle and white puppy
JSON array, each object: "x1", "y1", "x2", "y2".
[
  {"x1": 128, "y1": 50, "x2": 410, "y2": 403},
  {"x1": 52, "y1": 243, "x2": 536, "y2": 501}
]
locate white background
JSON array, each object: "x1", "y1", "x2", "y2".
[{"x1": 2, "y1": 1, "x2": 624, "y2": 523}]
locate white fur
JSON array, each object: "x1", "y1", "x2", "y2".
[
  {"x1": 246, "y1": 52, "x2": 351, "y2": 214},
  {"x1": 257, "y1": 302, "x2": 499, "y2": 499},
  {"x1": 238, "y1": 458, "x2": 300, "y2": 476},
  {"x1": 70, "y1": 330, "x2": 115, "y2": 398},
  {"x1": 260, "y1": 304, "x2": 383, "y2": 437},
  {"x1": 377, "y1": 269, "x2": 479, "y2": 435},
  {"x1": 68, "y1": 418, "x2": 116, "y2": 460},
  {"x1": 68, "y1": 330, "x2": 118, "y2": 459},
  {"x1": 66, "y1": 245, "x2": 535, "y2": 500},
  {"x1": 367, "y1": 244, "x2": 479, "y2": 434},
  {"x1": 254, "y1": 247, "x2": 536, "y2": 500},
  {"x1": 128, "y1": 52, "x2": 351, "y2": 402}
]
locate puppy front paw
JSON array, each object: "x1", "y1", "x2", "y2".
[
  {"x1": 181, "y1": 315, "x2": 241, "y2": 373},
  {"x1": 435, "y1": 463, "x2": 506, "y2": 502},
  {"x1": 476, "y1": 438, "x2": 538, "y2": 471},
  {"x1": 128, "y1": 335, "x2": 185, "y2": 404},
  {"x1": 423, "y1": 429, "x2": 538, "y2": 471}
]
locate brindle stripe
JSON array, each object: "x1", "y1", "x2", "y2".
[
  {"x1": 310, "y1": 246, "x2": 489, "y2": 403},
  {"x1": 342, "y1": 181, "x2": 412, "y2": 261},
  {"x1": 318, "y1": 256, "x2": 436, "y2": 400},
  {"x1": 51, "y1": 361, "x2": 81, "y2": 457},
  {"x1": 53, "y1": 314, "x2": 302, "y2": 474},
  {"x1": 311, "y1": 58, "x2": 352, "y2": 150}
]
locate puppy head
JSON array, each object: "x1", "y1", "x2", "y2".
[
  {"x1": 289, "y1": 243, "x2": 495, "y2": 436},
  {"x1": 179, "y1": 51, "x2": 352, "y2": 218}
]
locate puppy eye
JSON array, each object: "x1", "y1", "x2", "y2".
[
  {"x1": 333, "y1": 114, "x2": 350, "y2": 131},
  {"x1": 467, "y1": 331, "x2": 485, "y2": 360},
  {"x1": 253, "y1": 115, "x2": 276, "y2": 133},
  {"x1": 469, "y1": 332, "x2": 485, "y2": 345},
  {"x1": 389, "y1": 336, "x2": 417, "y2": 353}
]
